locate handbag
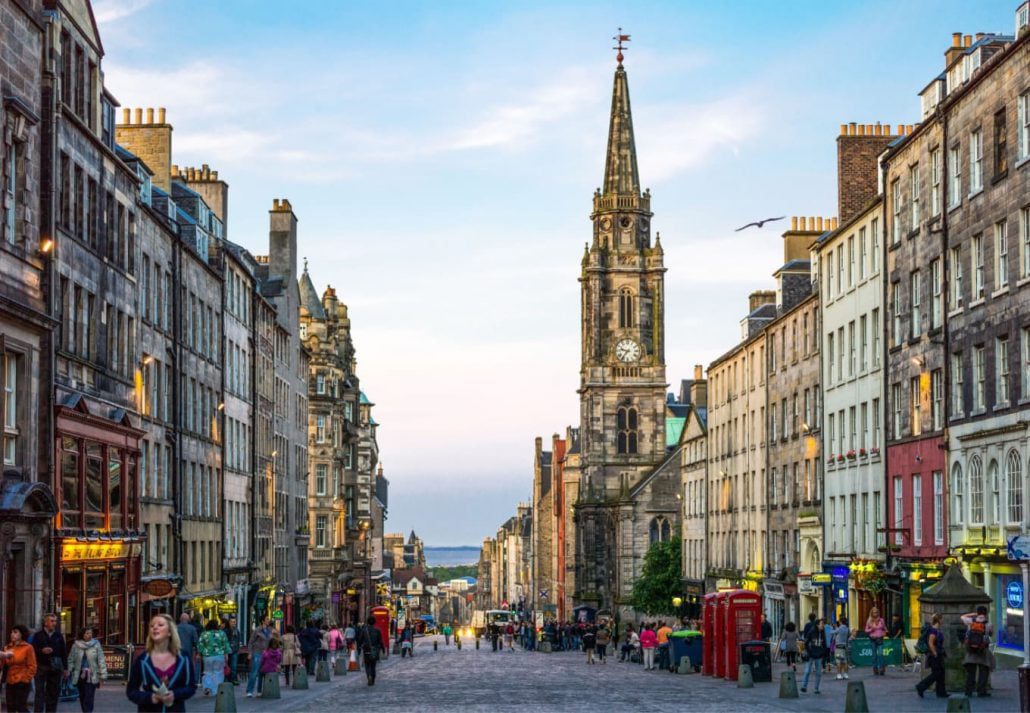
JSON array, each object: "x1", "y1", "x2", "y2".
[
  {"x1": 223, "y1": 663, "x2": 232, "y2": 678},
  {"x1": 778, "y1": 639, "x2": 786, "y2": 653}
]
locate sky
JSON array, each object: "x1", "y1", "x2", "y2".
[{"x1": 93, "y1": 0, "x2": 1017, "y2": 546}]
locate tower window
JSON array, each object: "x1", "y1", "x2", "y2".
[
  {"x1": 649, "y1": 516, "x2": 671, "y2": 544},
  {"x1": 618, "y1": 288, "x2": 634, "y2": 329},
  {"x1": 616, "y1": 405, "x2": 638, "y2": 454}
]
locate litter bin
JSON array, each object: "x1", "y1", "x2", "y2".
[
  {"x1": 669, "y1": 630, "x2": 702, "y2": 672},
  {"x1": 738, "y1": 640, "x2": 772, "y2": 682}
]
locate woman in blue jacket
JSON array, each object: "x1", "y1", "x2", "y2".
[{"x1": 126, "y1": 614, "x2": 197, "y2": 712}]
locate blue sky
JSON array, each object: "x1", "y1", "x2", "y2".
[{"x1": 94, "y1": 0, "x2": 1017, "y2": 546}]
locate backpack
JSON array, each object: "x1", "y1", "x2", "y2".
[
  {"x1": 915, "y1": 623, "x2": 931, "y2": 654},
  {"x1": 965, "y1": 619, "x2": 988, "y2": 653}
]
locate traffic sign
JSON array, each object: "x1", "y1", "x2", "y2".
[
  {"x1": 1007, "y1": 535, "x2": 1030, "y2": 560},
  {"x1": 272, "y1": 610, "x2": 284, "y2": 620}
]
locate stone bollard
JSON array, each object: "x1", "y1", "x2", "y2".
[
  {"x1": 539, "y1": 641, "x2": 552, "y2": 653},
  {"x1": 737, "y1": 664, "x2": 754, "y2": 688},
  {"x1": 292, "y1": 665, "x2": 309, "y2": 689},
  {"x1": 678, "y1": 656, "x2": 694, "y2": 674},
  {"x1": 315, "y1": 660, "x2": 332, "y2": 682},
  {"x1": 214, "y1": 682, "x2": 237, "y2": 713},
  {"x1": 434, "y1": 641, "x2": 438, "y2": 651},
  {"x1": 778, "y1": 670, "x2": 799, "y2": 699},
  {"x1": 392, "y1": 642, "x2": 400, "y2": 655},
  {"x1": 844, "y1": 680, "x2": 869, "y2": 712},
  {"x1": 334, "y1": 657, "x2": 347, "y2": 676},
  {"x1": 475, "y1": 638, "x2": 480, "y2": 650},
  {"x1": 946, "y1": 696, "x2": 971, "y2": 713},
  {"x1": 260, "y1": 672, "x2": 280, "y2": 699}
]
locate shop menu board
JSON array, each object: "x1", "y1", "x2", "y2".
[{"x1": 103, "y1": 647, "x2": 131, "y2": 680}]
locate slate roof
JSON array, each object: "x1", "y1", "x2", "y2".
[{"x1": 299, "y1": 268, "x2": 326, "y2": 320}]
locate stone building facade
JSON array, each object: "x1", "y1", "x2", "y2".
[
  {"x1": 679, "y1": 372, "x2": 707, "y2": 619},
  {"x1": 531, "y1": 437, "x2": 553, "y2": 614},
  {"x1": 763, "y1": 219, "x2": 824, "y2": 630},
  {"x1": 933, "y1": 27, "x2": 1029, "y2": 664},
  {"x1": 0, "y1": 0, "x2": 58, "y2": 634},
  {"x1": 49, "y1": 0, "x2": 145, "y2": 644}
]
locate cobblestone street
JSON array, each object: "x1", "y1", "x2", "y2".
[{"x1": 81, "y1": 635, "x2": 1024, "y2": 712}]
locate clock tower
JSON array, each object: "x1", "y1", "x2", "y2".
[{"x1": 575, "y1": 47, "x2": 670, "y2": 615}]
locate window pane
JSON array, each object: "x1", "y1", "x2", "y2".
[
  {"x1": 109, "y1": 451, "x2": 122, "y2": 530},
  {"x1": 61, "y1": 439, "x2": 80, "y2": 527},
  {"x1": 85, "y1": 443, "x2": 104, "y2": 528}
]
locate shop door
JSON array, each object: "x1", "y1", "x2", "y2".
[{"x1": 86, "y1": 571, "x2": 106, "y2": 642}]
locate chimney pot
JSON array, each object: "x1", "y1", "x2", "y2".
[
  {"x1": 849, "y1": 122, "x2": 857, "y2": 135},
  {"x1": 865, "y1": 124, "x2": 874, "y2": 135},
  {"x1": 799, "y1": 217, "x2": 806, "y2": 231},
  {"x1": 897, "y1": 124, "x2": 905, "y2": 135},
  {"x1": 273, "y1": 199, "x2": 280, "y2": 210},
  {"x1": 134, "y1": 108, "x2": 142, "y2": 124},
  {"x1": 858, "y1": 124, "x2": 866, "y2": 136},
  {"x1": 952, "y1": 32, "x2": 962, "y2": 47},
  {"x1": 975, "y1": 32, "x2": 985, "y2": 41},
  {"x1": 964, "y1": 34, "x2": 972, "y2": 47},
  {"x1": 158, "y1": 107, "x2": 166, "y2": 124},
  {"x1": 840, "y1": 123, "x2": 847, "y2": 136},
  {"x1": 907, "y1": 124, "x2": 915, "y2": 135},
  {"x1": 694, "y1": 364, "x2": 703, "y2": 380},
  {"x1": 211, "y1": 171, "x2": 218, "y2": 180},
  {"x1": 791, "y1": 217, "x2": 798, "y2": 231},
  {"x1": 817, "y1": 217, "x2": 824, "y2": 231},
  {"x1": 171, "y1": 164, "x2": 178, "y2": 176},
  {"x1": 146, "y1": 108, "x2": 154, "y2": 124},
  {"x1": 121, "y1": 108, "x2": 130, "y2": 124}
]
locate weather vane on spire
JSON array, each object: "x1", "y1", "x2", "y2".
[{"x1": 613, "y1": 28, "x2": 630, "y2": 65}]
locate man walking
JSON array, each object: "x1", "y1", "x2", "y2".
[
  {"x1": 656, "y1": 621, "x2": 672, "y2": 671},
  {"x1": 355, "y1": 615, "x2": 386, "y2": 686},
  {"x1": 30, "y1": 613, "x2": 66, "y2": 712},
  {"x1": 915, "y1": 614, "x2": 947, "y2": 699},
  {"x1": 442, "y1": 623, "x2": 452, "y2": 646},
  {"x1": 176, "y1": 612, "x2": 199, "y2": 680},
  {"x1": 245, "y1": 617, "x2": 272, "y2": 698},
  {"x1": 223, "y1": 617, "x2": 242, "y2": 684}
]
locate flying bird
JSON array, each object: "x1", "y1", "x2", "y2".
[{"x1": 735, "y1": 216, "x2": 786, "y2": 232}]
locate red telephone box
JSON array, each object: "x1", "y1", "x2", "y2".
[
  {"x1": 371, "y1": 606, "x2": 391, "y2": 657},
  {"x1": 702, "y1": 592, "x2": 719, "y2": 676},
  {"x1": 721, "y1": 590, "x2": 762, "y2": 681},
  {"x1": 714, "y1": 591, "x2": 728, "y2": 678}
]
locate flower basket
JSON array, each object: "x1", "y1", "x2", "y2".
[
  {"x1": 837, "y1": 455, "x2": 846, "y2": 463},
  {"x1": 859, "y1": 448, "x2": 868, "y2": 458},
  {"x1": 846, "y1": 450, "x2": 857, "y2": 460}
]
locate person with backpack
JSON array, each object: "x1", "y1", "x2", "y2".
[
  {"x1": 961, "y1": 605, "x2": 993, "y2": 698},
  {"x1": 354, "y1": 616, "x2": 386, "y2": 686},
  {"x1": 800, "y1": 618, "x2": 827, "y2": 694},
  {"x1": 915, "y1": 614, "x2": 947, "y2": 699}
]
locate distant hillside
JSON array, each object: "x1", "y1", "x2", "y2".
[
  {"x1": 425, "y1": 546, "x2": 479, "y2": 567},
  {"x1": 428, "y1": 564, "x2": 477, "y2": 581}
]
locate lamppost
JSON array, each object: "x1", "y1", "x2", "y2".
[{"x1": 359, "y1": 520, "x2": 371, "y2": 619}]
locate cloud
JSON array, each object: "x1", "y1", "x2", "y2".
[{"x1": 92, "y1": 0, "x2": 153, "y2": 23}]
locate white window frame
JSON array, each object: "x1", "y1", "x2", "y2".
[
  {"x1": 910, "y1": 164, "x2": 920, "y2": 231},
  {"x1": 892, "y1": 179, "x2": 902, "y2": 243},
  {"x1": 1019, "y1": 91, "x2": 1030, "y2": 161},
  {"x1": 970, "y1": 129, "x2": 983, "y2": 193},
  {"x1": 996, "y1": 220, "x2": 1008, "y2": 289},
  {"x1": 974, "y1": 345, "x2": 985, "y2": 411},
  {"x1": 910, "y1": 270, "x2": 921, "y2": 338},
  {"x1": 930, "y1": 148, "x2": 941, "y2": 216},
  {"x1": 913, "y1": 474, "x2": 923, "y2": 546},
  {"x1": 3, "y1": 352, "x2": 17, "y2": 466},
  {"x1": 997, "y1": 337, "x2": 1010, "y2": 405},
  {"x1": 949, "y1": 146, "x2": 961, "y2": 207},
  {"x1": 970, "y1": 456, "x2": 984, "y2": 524},
  {"x1": 931, "y1": 368, "x2": 942, "y2": 431},
  {"x1": 1007, "y1": 450, "x2": 1024, "y2": 526},
  {"x1": 931, "y1": 258, "x2": 942, "y2": 329},
  {"x1": 952, "y1": 352, "x2": 965, "y2": 417},
  {"x1": 933, "y1": 471, "x2": 944, "y2": 545},
  {"x1": 894, "y1": 476, "x2": 904, "y2": 545},
  {"x1": 973, "y1": 234, "x2": 984, "y2": 299},
  {"x1": 1022, "y1": 206, "x2": 1030, "y2": 280}
]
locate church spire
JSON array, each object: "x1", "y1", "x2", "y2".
[{"x1": 602, "y1": 31, "x2": 640, "y2": 198}]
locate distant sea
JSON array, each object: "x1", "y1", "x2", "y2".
[{"x1": 425, "y1": 546, "x2": 479, "y2": 567}]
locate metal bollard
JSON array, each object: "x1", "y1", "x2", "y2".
[
  {"x1": 434, "y1": 641, "x2": 438, "y2": 651},
  {"x1": 475, "y1": 638, "x2": 480, "y2": 650}
]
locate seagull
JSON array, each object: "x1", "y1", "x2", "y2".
[{"x1": 735, "y1": 216, "x2": 786, "y2": 232}]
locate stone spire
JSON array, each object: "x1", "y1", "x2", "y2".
[
  {"x1": 602, "y1": 61, "x2": 640, "y2": 197},
  {"x1": 298, "y1": 258, "x2": 326, "y2": 321}
]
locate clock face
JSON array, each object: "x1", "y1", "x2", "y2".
[{"x1": 615, "y1": 339, "x2": 641, "y2": 363}]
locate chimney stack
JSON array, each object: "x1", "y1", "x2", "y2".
[{"x1": 116, "y1": 107, "x2": 174, "y2": 191}]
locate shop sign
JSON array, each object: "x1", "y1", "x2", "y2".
[
  {"x1": 1007, "y1": 535, "x2": 1030, "y2": 561},
  {"x1": 143, "y1": 580, "x2": 175, "y2": 598},
  {"x1": 1007, "y1": 580, "x2": 1024, "y2": 609},
  {"x1": 331, "y1": 592, "x2": 341, "y2": 603},
  {"x1": 811, "y1": 573, "x2": 832, "y2": 585},
  {"x1": 798, "y1": 577, "x2": 813, "y2": 594},
  {"x1": 271, "y1": 610, "x2": 284, "y2": 620},
  {"x1": 103, "y1": 647, "x2": 130, "y2": 680},
  {"x1": 764, "y1": 582, "x2": 784, "y2": 601},
  {"x1": 61, "y1": 541, "x2": 129, "y2": 561}
]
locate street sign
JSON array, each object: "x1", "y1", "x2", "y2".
[
  {"x1": 1007, "y1": 535, "x2": 1030, "y2": 560},
  {"x1": 272, "y1": 610, "x2": 284, "y2": 620}
]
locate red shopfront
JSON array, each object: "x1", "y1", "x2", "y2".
[{"x1": 54, "y1": 399, "x2": 144, "y2": 645}]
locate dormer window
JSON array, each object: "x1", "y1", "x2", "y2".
[{"x1": 1018, "y1": 2, "x2": 1029, "y2": 33}]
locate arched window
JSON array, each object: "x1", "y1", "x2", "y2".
[
  {"x1": 951, "y1": 462, "x2": 964, "y2": 525},
  {"x1": 969, "y1": 455, "x2": 984, "y2": 524},
  {"x1": 618, "y1": 288, "x2": 634, "y2": 329},
  {"x1": 650, "y1": 516, "x2": 670, "y2": 545},
  {"x1": 989, "y1": 459, "x2": 1001, "y2": 524},
  {"x1": 1007, "y1": 450, "x2": 1024, "y2": 524},
  {"x1": 616, "y1": 405, "x2": 638, "y2": 454}
]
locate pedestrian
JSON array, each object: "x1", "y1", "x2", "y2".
[
  {"x1": 197, "y1": 620, "x2": 230, "y2": 696},
  {"x1": 298, "y1": 621, "x2": 321, "y2": 675},
  {"x1": 864, "y1": 607, "x2": 887, "y2": 675},
  {"x1": 125, "y1": 613, "x2": 197, "y2": 712},
  {"x1": 760, "y1": 613, "x2": 773, "y2": 642},
  {"x1": 245, "y1": 617, "x2": 272, "y2": 698},
  {"x1": 596, "y1": 623, "x2": 611, "y2": 664},
  {"x1": 802, "y1": 611, "x2": 817, "y2": 639},
  {"x1": 327, "y1": 624, "x2": 344, "y2": 665},
  {"x1": 582, "y1": 625, "x2": 596, "y2": 664},
  {"x1": 279, "y1": 625, "x2": 299, "y2": 685},
  {"x1": 2, "y1": 624, "x2": 38, "y2": 713},
  {"x1": 889, "y1": 614, "x2": 904, "y2": 640},
  {"x1": 30, "y1": 612, "x2": 67, "y2": 713},
  {"x1": 832, "y1": 616, "x2": 852, "y2": 680},
  {"x1": 175, "y1": 613, "x2": 199, "y2": 682},
  {"x1": 259, "y1": 636, "x2": 282, "y2": 687},
  {"x1": 656, "y1": 620, "x2": 673, "y2": 671},
  {"x1": 222, "y1": 617, "x2": 241, "y2": 685},
  {"x1": 400, "y1": 625, "x2": 414, "y2": 658},
  {"x1": 961, "y1": 605, "x2": 993, "y2": 698},
  {"x1": 915, "y1": 614, "x2": 948, "y2": 699},
  {"x1": 355, "y1": 616, "x2": 386, "y2": 686},
  {"x1": 777, "y1": 621, "x2": 799, "y2": 671},
  {"x1": 620, "y1": 624, "x2": 639, "y2": 662},
  {"x1": 504, "y1": 622, "x2": 515, "y2": 652},
  {"x1": 639, "y1": 623, "x2": 658, "y2": 670},
  {"x1": 443, "y1": 623, "x2": 452, "y2": 646},
  {"x1": 67, "y1": 627, "x2": 107, "y2": 713},
  {"x1": 800, "y1": 618, "x2": 827, "y2": 694}
]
